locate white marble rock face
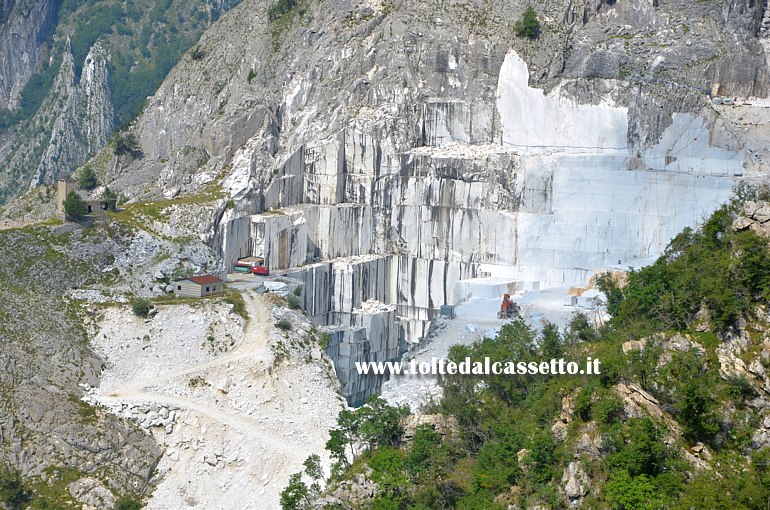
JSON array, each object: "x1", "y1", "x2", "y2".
[{"x1": 219, "y1": 49, "x2": 738, "y2": 401}]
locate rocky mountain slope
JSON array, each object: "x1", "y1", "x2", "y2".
[
  {"x1": 0, "y1": 0, "x2": 241, "y2": 203},
  {"x1": 0, "y1": 225, "x2": 163, "y2": 506},
  {"x1": 102, "y1": 0, "x2": 768, "y2": 197},
  {"x1": 86, "y1": 293, "x2": 344, "y2": 509}
]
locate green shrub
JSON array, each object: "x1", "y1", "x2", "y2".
[
  {"x1": 112, "y1": 133, "x2": 140, "y2": 156},
  {"x1": 539, "y1": 321, "x2": 563, "y2": 358},
  {"x1": 114, "y1": 495, "x2": 143, "y2": 510},
  {"x1": 593, "y1": 390, "x2": 624, "y2": 426},
  {"x1": 279, "y1": 473, "x2": 308, "y2": 510},
  {"x1": 268, "y1": 0, "x2": 299, "y2": 20},
  {"x1": 131, "y1": 298, "x2": 152, "y2": 318},
  {"x1": 223, "y1": 291, "x2": 247, "y2": 320},
  {"x1": 514, "y1": 6, "x2": 540, "y2": 39},
  {"x1": 677, "y1": 379, "x2": 721, "y2": 443},
  {"x1": 247, "y1": 68, "x2": 257, "y2": 83},
  {"x1": 605, "y1": 418, "x2": 667, "y2": 477},
  {"x1": 605, "y1": 470, "x2": 664, "y2": 510},
  {"x1": 0, "y1": 467, "x2": 32, "y2": 510},
  {"x1": 564, "y1": 312, "x2": 598, "y2": 344},
  {"x1": 726, "y1": 375, "x2": 758, "y2": 405},
  {"x1": 407, "y1": 425, "x2": 442, "y2": 475},
  {"x1": 276, "y1": 319, "x2": 292, "y2": 331},
  {"x1": 286, "y1": 294, "x2": 302, "y2": 310},
  {"x1": 474, "y1": 438, "x2": 522, "y2": 493},
  {"x1": 368, "y1": 447, "x2": 409, "y2": 505},
  {"x1": 190, "y1": 46, "x2": 206, "y2": 60}
]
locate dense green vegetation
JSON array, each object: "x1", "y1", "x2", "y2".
[
  {"x1": 290, "y1": 200, "x2": 770, "y2": 509},
  {"x1": 599, "y1": 204, "x2": 770, "y2": 333},
  {"x1": 114, "y1": 495, "x2": 144, "y2": 510}
]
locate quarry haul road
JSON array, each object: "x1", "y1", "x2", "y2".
[
  {"x1": 106, "y1": 291, "x2": 271, "y2": 397},
  {"x1": 99, "y1": 292, "x2": 305, "y2": 457},
  {"x1": 101, "y1": 389, "x2": 304, "y2": 460}
]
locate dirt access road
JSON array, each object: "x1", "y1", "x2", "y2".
[{"x1": 92, "y1": 290, "x2": 344, "y2": 510}]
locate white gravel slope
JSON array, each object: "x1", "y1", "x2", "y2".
[{"x1": 86, "y1": 292, "x2": 345, "y2": 510}]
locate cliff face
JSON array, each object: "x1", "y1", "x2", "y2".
[
  {"x1": 0, "y1": 41, "x2": 114, "y2": 193},
  {"x1": 33, "y1": 42, "x2": 114, "y2": 184},
  {"x1": 0, "y1": 0, "x2": 242, "y2": 204},
  {"x1": 107, "y1": 0, "x2": 768, "y2": 197},
  {"x1": 0, "y1": 0, "x2": 59, "y2": 110}
]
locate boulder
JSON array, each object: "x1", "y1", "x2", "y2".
[{"x1": 561, "y1": 461, "x2": 590, "y2": 505}]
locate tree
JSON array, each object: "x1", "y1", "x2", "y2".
[
  {"x1": 102, "y1": 186, "x2": 118, "y2": 212},
  {"x1": 539, "y1": 321, "x2": 563, "y2": 359},
  {"x1": 473, "y1": 438, "x2": 522, "y2": 493},
  {"x1": 564, "y1": 312, "x2": 598, "y2": 344},
  {"x1": 303, "y1": 454, "x2": 322, "y2": 493},
  {"x1": 406, "y1": 425, "x2": 442, "y2": 475},
  {"x1": 527, "y1": 433, "x2": 557, "y2": 484},
  {"x1": 326, "y1": 428, "x2": 350, "y2": 468},
  {"x1": 78, "y1": 165, "x2": 97, "y2": 189},
  {"x1": 280, "y1": 472, "x2": 309, "y2": 510},
  {"x1": 357, "y1": 396, "x2": 410, "y2": 450},
  {"x1": 627, "y1": 341, "x2": 662, "y2": 390},
  {"x1": 63, "y1": 191, "x2": 88, "y2": 222},
  {"x1": 606, "y1": 418, "x2": 667, "y2": 477},
  {"x1": 367, "y1": 447, "x2": 409, "y2": 506},
  {"x1": 514, "y1": 6, "x2": 541, "y2": 39},
  {"x1": 303, "y1": 454, "x2": 322, "y2": 481},
  {"x1": 325, "y1": 397, "x2": 410, "y2": 472},
  {"x1": 677, "y1": 379, "x2": 720, "y2": 443},
  {"x1": 0, "y1": 467, "x2": 32, "y2": 510},
  {"x1": 286, "y1": 294, "x2": 302, "y2": 310},
  {"x1": 112, "y1": 133, "x2": 140, "y2": 156}
]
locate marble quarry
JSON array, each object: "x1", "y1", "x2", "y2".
[
  {"x1": 220, "y1": 50, "x2": 740, "y2": 404},
  {"x1": 322, "y1": 301, "x2": 404, "y2": 406}
]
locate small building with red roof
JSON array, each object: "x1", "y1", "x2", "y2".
[{"x1": 173, "y1": 275, "x2": 224, "y2": 298}]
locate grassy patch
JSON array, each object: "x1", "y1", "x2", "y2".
[
  {"x1": 107, "y1": 171, "x2": 227, "y2": 237},
  {"x1": 223, "y1": 290, "x2": 248, "y2": 321},
  {"x1": 29, "y1": 467, "x2": 85, "y2": 509}
]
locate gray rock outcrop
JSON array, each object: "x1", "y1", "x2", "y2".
[{"x1": 0, "y1": 0, "x2": 59, "y2": 110}]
